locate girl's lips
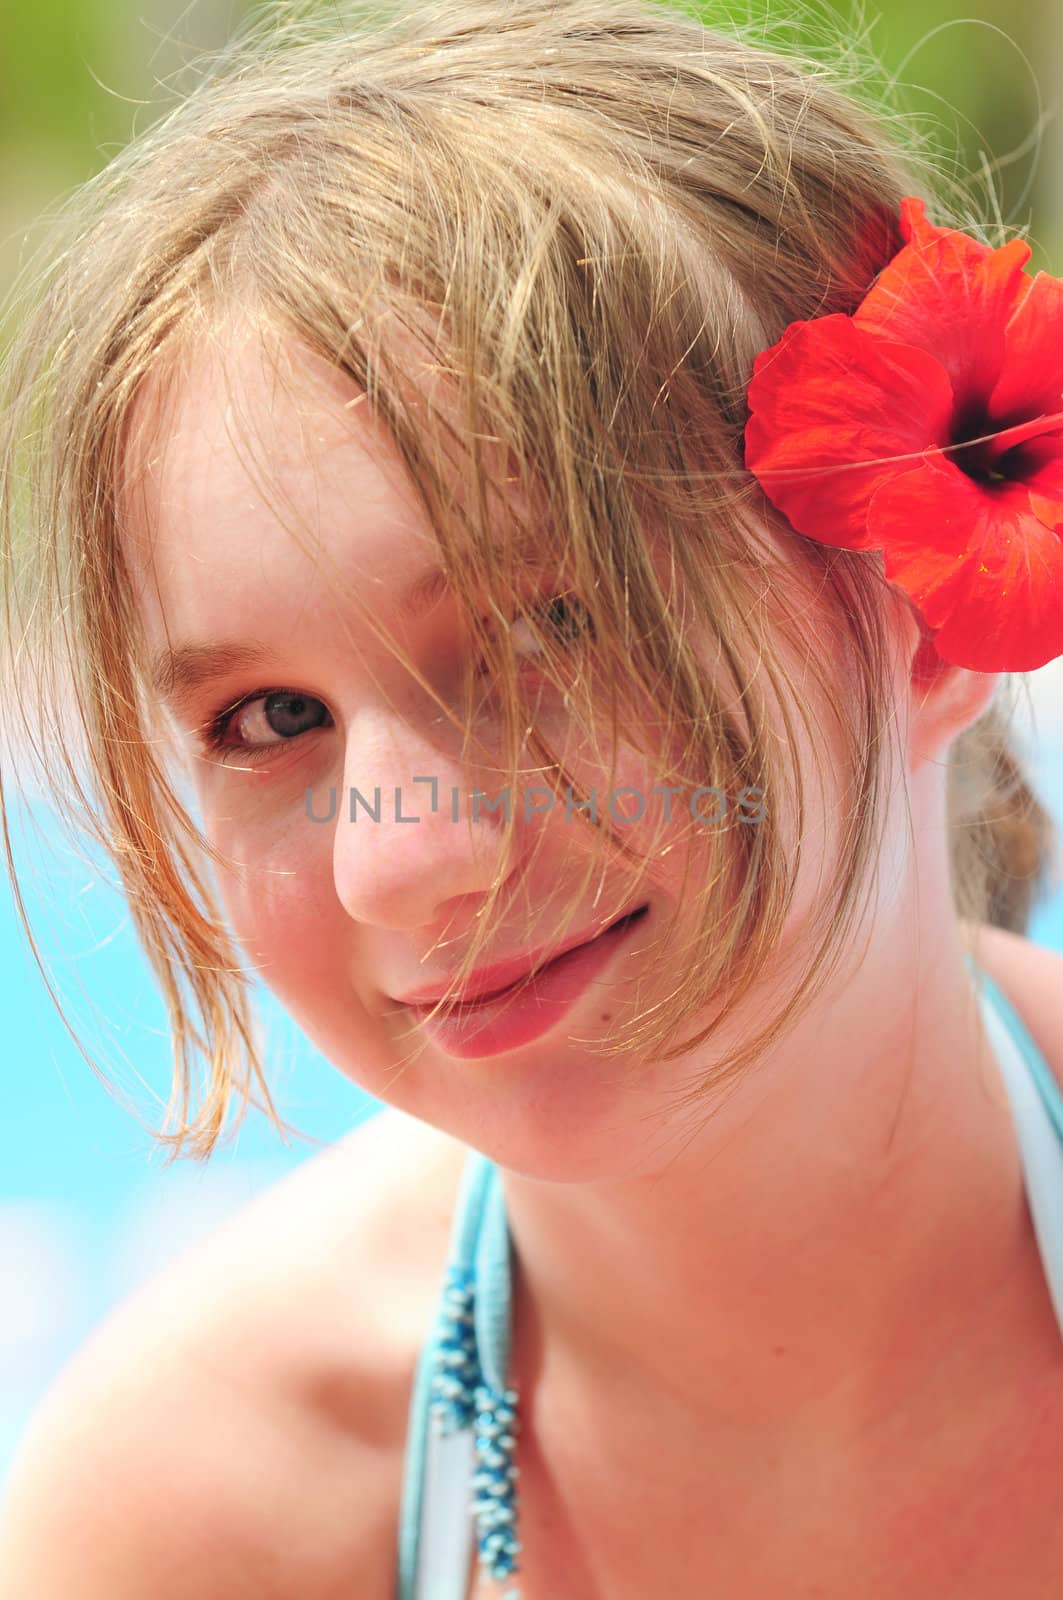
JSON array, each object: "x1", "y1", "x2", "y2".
[
  {"x1": 397, "y1": 904, "x2": 646, "y2": 1008},
  {"x1": 405, "y1": 904, "x2": 650, "y2": 1060}
]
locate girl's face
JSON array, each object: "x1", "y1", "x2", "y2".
[{"x1": 120, "y1": 321, "x2": 874, "y2": 1179}]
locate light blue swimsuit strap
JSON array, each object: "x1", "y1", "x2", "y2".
[
  {"x1": 396, "y1": 1151, "x2": 512, "y2": 1600},
  {"x1": 396, "y1": 956, "x2": 1063, "y2": 1599},
  {"x1": 965, "y1": 953, "x2": 1063, "y2": 1337}
]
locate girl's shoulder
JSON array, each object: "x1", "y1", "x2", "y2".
[{"x1": 0, "y1": 1107, "x2": 468, "y2": 1599}]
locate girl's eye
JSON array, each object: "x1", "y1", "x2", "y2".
[
  {"x1": 504, "y1": 593, "x2": 596, "y2": 662},
  {"x1": 199, "y1": 690, "x2": 332, "y2": 765},
  {"x1": 197, "y1": 595, "x2": 593, "y2": 766}
]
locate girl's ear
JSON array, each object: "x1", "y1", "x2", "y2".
[{"x1": 902, "y1": 606, "x2": 999, "y2": 773}]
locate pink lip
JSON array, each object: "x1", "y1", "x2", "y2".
[
  {"x1": 392, "y1": 906, "x2": 648, "y2": 1007},
  {"x1": 400, "y1": 905, "x2": 649, "y2": 1060}
]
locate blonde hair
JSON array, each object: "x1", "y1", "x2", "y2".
[{"x1": 1, "y1": 0, "x2": 1058, "y2": 1163}]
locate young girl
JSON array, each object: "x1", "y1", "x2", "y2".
[{"x1": 2, "y1": 0, "x2": 1063, "y2": 1594}]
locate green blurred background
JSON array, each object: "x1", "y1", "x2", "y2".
[{"x1": 0, "y1": 0, "x2": 1059, "y2": 299}]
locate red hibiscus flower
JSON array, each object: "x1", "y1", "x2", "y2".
[{"x1": 743, "y1": 197, "x2": 1063, "y2": 673}]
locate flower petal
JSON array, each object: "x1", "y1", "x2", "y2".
[
  {"x1": 854, "y1": 197, "x2": 1031, "y2": 417},
  {"x1": 990, "y1": 270, "x2": 1063, "y2": 423},
  {"x1": 1016, "y1": 433, "x2": 1063, "y2": 530},
  {"x1": 868, "y1": 456, "x2": 1063, "y2": 671},
  {"x1": 744, "y1": 314, "x2": 953, "y2": 548}
]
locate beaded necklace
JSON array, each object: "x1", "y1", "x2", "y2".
[{"x1": 429, "y1": 1154, "x2": 523, "y2": 1598}]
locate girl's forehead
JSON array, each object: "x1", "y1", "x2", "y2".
[
  {"x1": 119, "y1": 331, "x2": 435, "y2": 626},
  {"x1": 117, "y1": 320, "x2": 540, "y2": 652},
  {"x1": 124, "y1": 326, "x2": 393, "y2": 512},
  {"x1": 125, "y1": 304, "x2": 548, "y2": 557}
]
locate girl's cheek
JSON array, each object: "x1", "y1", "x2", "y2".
[{"x1": 208, "y1": 817, "x2": 337, "y2": 964}]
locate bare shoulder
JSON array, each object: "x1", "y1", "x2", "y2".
[
  {"x1": 960, "y1": 918, "x2": 1063, "y2": 1090},
  {"x1": 0, "y1": 1107, "x2": 469, "y2": 1598}
]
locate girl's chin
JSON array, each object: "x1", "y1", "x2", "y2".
[{"x1": 373, "y1": 1068, "x2": 681, "y2": 1184}]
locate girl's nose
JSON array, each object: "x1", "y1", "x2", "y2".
[{"x1": 326, "y1": 707, "x2": 514, "y2": 931}]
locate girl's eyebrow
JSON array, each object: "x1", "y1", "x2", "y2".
[
  {"x1": 150, "y1": 640, "x2": 277, "y2": 715},
  {"x1": 149, "y1": 564, "x2": 452, "y2": 714}
]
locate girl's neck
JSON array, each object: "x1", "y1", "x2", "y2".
[{"x1": 499, "y1": 918, "x2": 1043, "y2": 1460}]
